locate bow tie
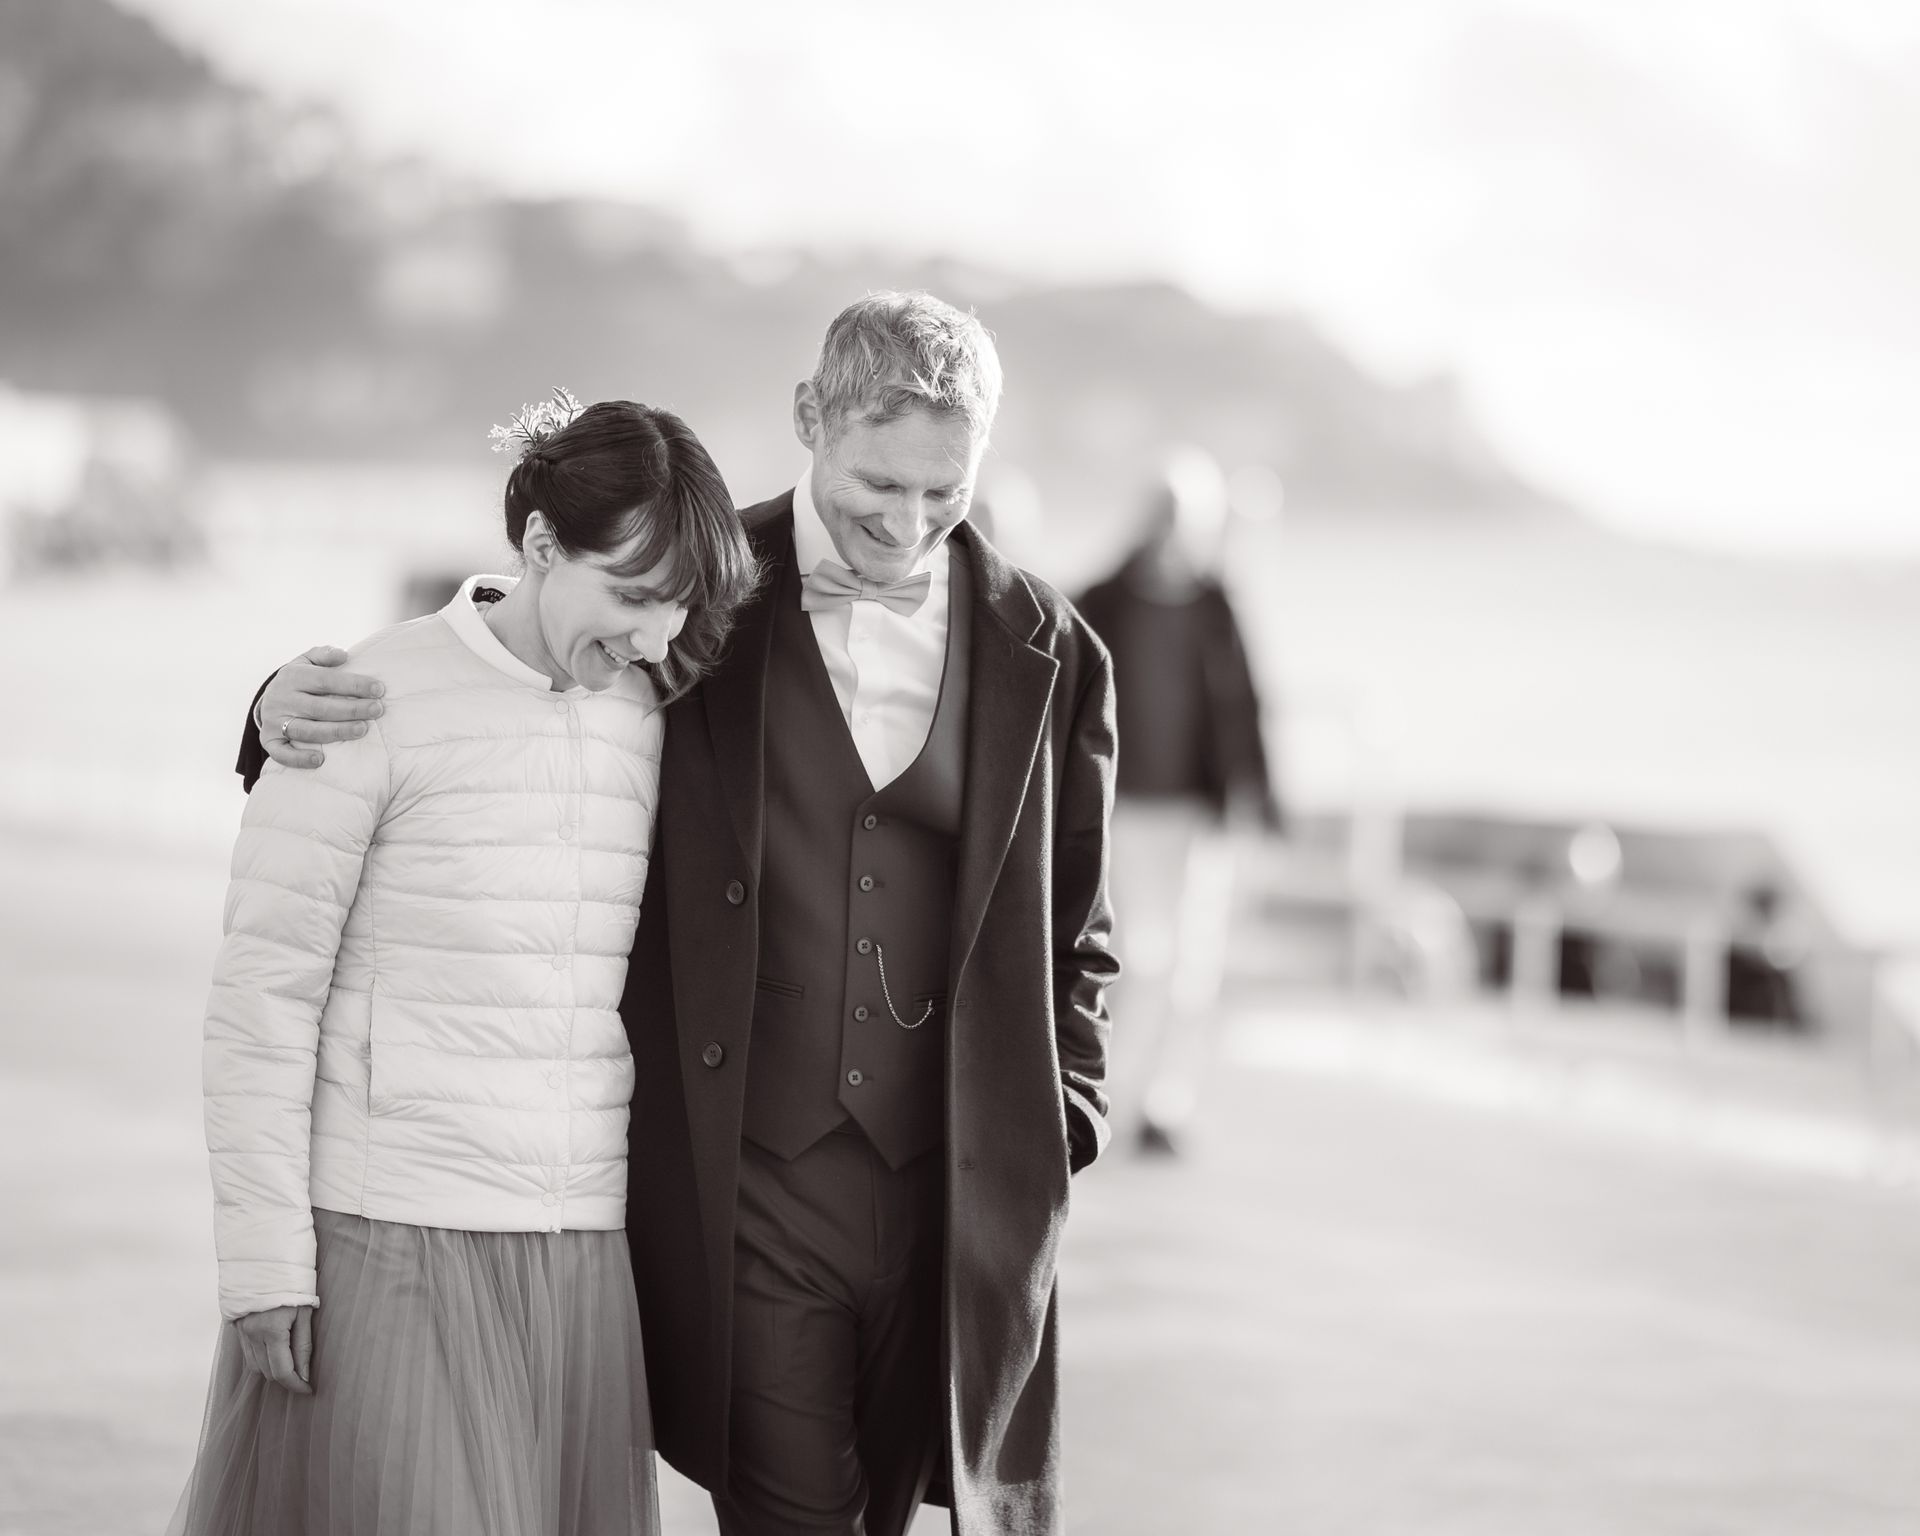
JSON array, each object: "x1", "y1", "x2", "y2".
[{"x1": 800, "y1": 560, "x2": 933, "y2": 617}]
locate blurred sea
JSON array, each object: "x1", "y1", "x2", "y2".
[{"x1": 4, "y1": 461, "x2": 1918, "y2": 960}]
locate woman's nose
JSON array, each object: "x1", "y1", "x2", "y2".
[{"x1": 631, "y1": 605, "x2": 688, "y2": 663}]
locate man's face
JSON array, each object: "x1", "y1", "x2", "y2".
[
  {"x1": 800, "y1": 397, "x2": 983, "y2": 584},
  {"x1": 1143, "y1": 483, "x2": 1229, "y2": 580}
]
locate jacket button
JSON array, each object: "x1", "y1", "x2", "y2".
[
  {"x1": 547, "y1": 1072, "x2": 562, "y2": 1088},
  {"x1": 541, "y1": 1192, "x2": 558, "y2": 1206},
  {"x1": 551, "y1": 955, "x2": 568, "y2": 970},
  {"x1": 863, "y1": 814, "x2": 879, "y2": 830},
  {"x1": 846, "y1": 1069, "x2": 864, "y2": 1086},
  {"x1": 856, "y1": 938, "x2": 872, "y2": 955},
  {"x1": 701, "y1": 1042, "x2": 725, "y2": 1068},
  {"x1": 853, "y1": 1006, "x2": 869, "y2": 1022},
  {"x1": 553, "y1": 700, "x2": 569, "y2": 715},
  {"x1": 857, "y1": 875, "x2": 874, "y2": 892},
  {"x1": 725, "y1": 879, "x2": 746, "y2": 906}
]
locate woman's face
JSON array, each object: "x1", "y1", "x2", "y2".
[{"x1": 531, "y1": 522, "x2": 689, "y2": 692}]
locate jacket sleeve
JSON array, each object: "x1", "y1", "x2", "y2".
[
  {"x1": 1052, "y1": 648, "x2": 1121, "y2": 1172},
  {"x1": 235, "y1": 673, "x2": 276, "y2": 793},
  {"x1": 204, "y1": 720, "x2": 388, "y2": 1318},
  {"x1": 1204, "y1": 591, "x2": 1282, "y2": 826}
]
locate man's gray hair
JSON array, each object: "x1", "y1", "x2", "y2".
[{"x1": 811, "y1": 291, "x2": 1003, "y2": 443}]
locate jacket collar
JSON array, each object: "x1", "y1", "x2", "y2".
[{"x1": 948, "y1": 522, "x2": 1058, "y2": 982}]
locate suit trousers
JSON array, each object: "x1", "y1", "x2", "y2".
[{"x1": 717, "y1": 1124, "x2": 944, "y2": 1536}]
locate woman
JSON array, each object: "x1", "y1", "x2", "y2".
[{"x1": 170, "y1": 395, "x2": 759, "y2": 1535}]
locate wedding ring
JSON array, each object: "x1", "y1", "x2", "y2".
[{"x1": 279, "y1": 719, "x2": 297, "y2": 744}]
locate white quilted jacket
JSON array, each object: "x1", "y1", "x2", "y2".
[{"x1": 203, "y1": 577, "x2": 663, "y2": 1320}]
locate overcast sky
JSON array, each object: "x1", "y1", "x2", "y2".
[{"x1": 127, "y1": 0, "x2": 1920, "y2": 553}]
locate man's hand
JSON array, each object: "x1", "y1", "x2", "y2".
[
  {"x1": 258, "y1": 646, "x2": 385, "y2": 771},
  {"x1": 235, "y1": 1304, "x2": 315, "y2": 1394}
]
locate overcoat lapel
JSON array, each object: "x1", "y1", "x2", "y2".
[
  {"x1": 698, "y1": 507, "x2": 791, "y2": 879},
  {"x1": 949, "y1": 523, "x2": 1060, "y2": 986}
]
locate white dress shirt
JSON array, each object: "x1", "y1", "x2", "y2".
[{"x1": 791, "y1": 474, "x2": 952, "y2": 789}]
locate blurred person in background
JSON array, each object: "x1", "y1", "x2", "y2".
[
  {"x1": 172, "y1": 398, "x2": 757, "y2": 1536},
  {"x1": 1078, "y1": 448, "x2": 1282, "y2": 1156},
  {"x1": 237, "y1": 293, "x2": 1120, "y2": 1536}
]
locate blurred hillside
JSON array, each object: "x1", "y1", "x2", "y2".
[{"x1": 0, "y1": 0, "x2": 1560, "y2": 526}]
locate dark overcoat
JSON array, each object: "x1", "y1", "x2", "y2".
[
  {"x1": 624, "y1": 494, "x2": 1119, "y2": 1535},
  {"x1": 1075, "y1": 566, "x2": 1280, "y2": 825}
]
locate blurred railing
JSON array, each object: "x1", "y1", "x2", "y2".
[{"x1": 1235, "y1": 692, "x2": 1920, "y2": 1079}]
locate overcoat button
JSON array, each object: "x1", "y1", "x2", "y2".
[
  {"x1": 725, "y1": 879, "x2": 746, "y2": 906},
  {"x1": 857, "y1": 875, "x2": 874, "y2": 892},
  {"x1": 856, "y1": 938, "x2": 872, "y2": 955},
  {"x1": 701, "y1": 1042, "x2": 725, "y2": 1068},
  {"x1": 853, "y1": 1006, "x2": 869, "y2": 1022}
]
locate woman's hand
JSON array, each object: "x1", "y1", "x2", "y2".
[
  {"x1": 258, "y1": 646, "x2": 386, "y2": 771},
  {"x1": 235, "y1": 1304, "x2": 315, "y2": 1394}
]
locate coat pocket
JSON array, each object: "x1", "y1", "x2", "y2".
[
  {"x1": 364, "y1": 995, "x2": 392, "y2": 1112},
  {"x1": 754, "y1": 975, "x2": 805, "y2": 1000}
]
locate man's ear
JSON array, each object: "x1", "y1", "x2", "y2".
[
  {"x1": 521, "y1": 510, "x2": 559, "y2": 572},
  {"x1": 793, "y1": 381, "x2": 826, "y2": 451}
]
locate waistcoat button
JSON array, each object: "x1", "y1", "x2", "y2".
[
  {"x1": 856, "y1": 938, "x2": 872, "y2": 955},
  {"x1": 857, "y1": 875, "x2": 874, "y2": 892},
  {"x1": 853, "y1": 1006, "x2": 869, "y2": 1022},
  {"x1": 846, "y1": 1069, "x2": 864, "y2": 1086},
  {"x1": 701, "y1": 1042, "x2": 725, "y2": 1068},
  {"x1": 725, "y1": 879, "x2": 746, "y2": 905},
  {"x1": 863, "y1": 814, "x2": 879, "y2": 830}
]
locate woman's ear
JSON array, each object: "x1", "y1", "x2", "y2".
[{"x1": 521, "y1": 510, "x2": 560, "y2": 573}]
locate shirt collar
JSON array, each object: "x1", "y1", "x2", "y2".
[
  {"x1": 440, "y1": 574, "x2": 582, "y2": 693},
  {"x1": 791, "y1": 471, "x2": 952, "y2": 586}
]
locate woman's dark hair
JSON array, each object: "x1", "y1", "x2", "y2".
[{"x1": 503, "y1": 400, "x2": 760, "y2": 700}]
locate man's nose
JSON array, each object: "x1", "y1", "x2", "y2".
[
  {"x1": 631, "y1": 604, "x2": 688, "y2": 663},
  {"x1": 877, "y1": 494, "x2": 928, "y2": 542}
]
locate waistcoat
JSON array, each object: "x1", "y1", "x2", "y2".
[{"x1": 741, "y1": 540, "x2": 972, "y2": 1169}]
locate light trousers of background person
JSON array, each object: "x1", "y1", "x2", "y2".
[{"x1": 1107, "y1": 796, "x2": 1239, "y2": 1150}]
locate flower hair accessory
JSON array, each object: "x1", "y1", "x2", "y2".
[{"x1": 488, "y1": 386, "x2": 585, "y2": 462}]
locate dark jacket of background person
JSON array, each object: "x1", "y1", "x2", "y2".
[{"x1": 1076, "y1": 561, "x2": 1281, "y2": 826}]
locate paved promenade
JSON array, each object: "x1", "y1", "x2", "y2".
[{"x1": 3, "y1": 831, "x2": 1918, "y2": 1534}]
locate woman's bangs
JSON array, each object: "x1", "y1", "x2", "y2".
[
  {"x1": 600, "y1": 502, "x2": 682, "y2": 583},
  {"x1": 604, "y1": 491, "x2": 757, "y2": 613}
]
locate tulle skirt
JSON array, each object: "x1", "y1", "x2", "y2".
[{"x1": 168, "y1": 1209, "x2": 659, "y2": 1536}]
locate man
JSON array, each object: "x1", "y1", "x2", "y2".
[
  {"x1": 1076, "y1": 448, "x2": 1279, "y2": 1157},
  {"x1": 240, "y1": 292, "x2": 1119, "y2": 1535}
]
